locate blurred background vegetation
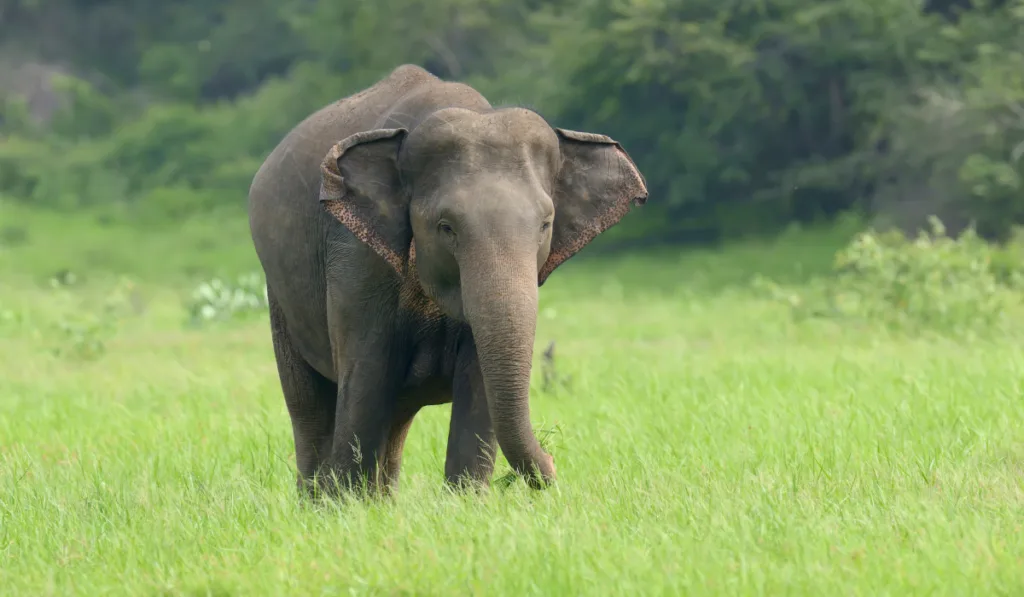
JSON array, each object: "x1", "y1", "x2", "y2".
[{"x1": 1, "y1": 0, "x2": 1023, "y2": 246}]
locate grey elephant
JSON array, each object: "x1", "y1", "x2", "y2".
[{"x1": 248, "y1": 64, "x2": 647, "y2": 495}]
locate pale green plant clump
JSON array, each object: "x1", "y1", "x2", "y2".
[{"x1": 186, "y1": 272, "x2": 269, "y2": 325}]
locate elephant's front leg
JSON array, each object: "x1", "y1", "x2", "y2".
[
  {"x1": 326, "y1": 358, "x2": 402, "y2": 495},
  {"x1": 379, "y1": 405, "x2": 420, "y2": 494},
  {"x1": 445, "y1": 338, "x2": 497, "y2": 489}
]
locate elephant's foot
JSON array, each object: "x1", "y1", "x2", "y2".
[
  {"x1": 328, "y1": 469, "x2": 390, "y2": 499},
  {"x1": 444, "y1": 470, "x2": 493, "y2": 494},
  {"x1": 291, "y1": 463, "x2": 393, "y2": 502}
]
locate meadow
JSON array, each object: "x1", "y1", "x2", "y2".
[{"x1": 1, "y1": 201, "x2": 1022, "y2": 596}]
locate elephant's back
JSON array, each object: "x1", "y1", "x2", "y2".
[
  {"x1": 251, "y1": 64, "x2": 439, "y2": 209},
  {"x1": 247, "y1": 65, "x2": 439, "y2": 377}
]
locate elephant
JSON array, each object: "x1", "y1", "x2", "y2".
[{"x1": 248, "y1": 64, "x2": 647, "y2": 495}]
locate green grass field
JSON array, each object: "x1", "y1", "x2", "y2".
[{"x1": 2, "y1": 201, "x2": 1023, "y2": 595}]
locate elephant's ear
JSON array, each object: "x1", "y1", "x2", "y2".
[
  {"x1": 320, "y1": 128, "x2": 411, "y2": 275},
  {"x1": 540, "y1": 128, "x2": 648, "y2": 285}
]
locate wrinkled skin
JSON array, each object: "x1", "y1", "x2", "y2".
[{"x1": 248, "y1": 64, "x2": 647, "y2": 496}]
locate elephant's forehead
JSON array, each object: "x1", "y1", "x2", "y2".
[{"x1": 404, "y1": 108, "x2": 559, "y2": 164}]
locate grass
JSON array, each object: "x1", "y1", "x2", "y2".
[{"x1": 1, "y1": 200, "x2": 1023, "y2": 595}]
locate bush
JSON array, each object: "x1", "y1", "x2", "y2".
[{"x1": 754, "y1": 217, "x2": 1024, "y2": 333}]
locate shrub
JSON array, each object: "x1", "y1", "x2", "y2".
[{"x1": 754, "y1": 217, "x2": 1024, "y2": 333}]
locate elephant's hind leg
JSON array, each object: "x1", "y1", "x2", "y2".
[{"x1": 268, "y1": 289, "x2": 337, "y2": 494}]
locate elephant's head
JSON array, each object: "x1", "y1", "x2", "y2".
[{"x1": 319, "y1": 107, "x2": 647, "y2": 488}]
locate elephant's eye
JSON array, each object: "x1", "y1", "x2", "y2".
[
  {"x1": 439, "y1": 222, "x2": 455, "y2": 237},
  {"x1": 540, "y1": 221, "x2": 552, "y2": 233}
]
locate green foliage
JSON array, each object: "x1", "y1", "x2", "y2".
[
  {"x1": 754, "y1": 217, "x2": 1024, "y2": 333},
  {"x1": 0, "y1": 61, "x2": 360, "y2": 213},
  {"x1": 828, "y1": 218, "x2": 1019, "y2": 330},
  {"x1": 48, "y1": 74, "x2": 120, "y2": 139},
  {"x1": 1, "y1": 0, "x2": 1023, "y2": 241},
  {"x1": 867, "y1": 3, "x2": 1024, "y2": 239}
]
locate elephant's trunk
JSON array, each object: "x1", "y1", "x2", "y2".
[{"x1": 460, "y1": 249, "x2": 555, "y2": 489}]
